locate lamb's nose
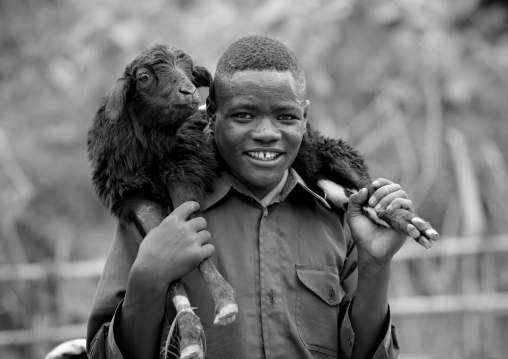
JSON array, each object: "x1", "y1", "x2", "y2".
[{"x1": 179, "y1": 86, "x2": 196, "y2": 95}]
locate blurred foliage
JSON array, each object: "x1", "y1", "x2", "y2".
[{"x1": 1, "y1": 0, "x2": 508, "y2": 357}]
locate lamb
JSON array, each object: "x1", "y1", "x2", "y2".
[
  {"x1": 87, "y1": 44, "x2": 235, "y2": 359},
  {"x1": 87, "y1": 43, "x2": 438, "y2": 359}
]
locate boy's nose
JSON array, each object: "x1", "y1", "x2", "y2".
[{"x1": 252, "y1": 118, "x2": 281, "y2": 142}]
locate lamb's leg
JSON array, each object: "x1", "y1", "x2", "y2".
[
  {"x1": 132, "y1": 199, "x2": 204, "y2": 359},
  {"x1": 168, "y1": 281, "x2": 205, "y2": 359},
  {"x1": 363, "y1": 183, "x2": 439, "y2": 248},
  {"x1": 169, "y1": 190, "x2": 238, "y2": 326},
  {"x1": 317, "y1": 179, "x2": 439, "y2": 248},
  {"x1": 198, "y1": 255, "x2": 237, "y2": 325},
  {"x1": 361, "y1": 206, "x2": 439, "y2": 249}
]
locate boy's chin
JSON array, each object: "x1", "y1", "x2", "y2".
[{"x1": 244, "y1": 172, "x2": 287, "y2": 197}]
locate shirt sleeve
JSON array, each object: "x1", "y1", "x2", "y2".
[
  {"x1": 88, "y1": 299, "x2": 172, "y2": 359},
  {"x1": 86, "y1": 220, "x2": 143, "y2": 358},
  {"x1": 338, "y1": 222, "x2": 400, "y2": 359},
  {"x1": 87, "y1": 304, "x2": 125, "y2": 359}
]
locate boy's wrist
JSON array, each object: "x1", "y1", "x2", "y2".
[
  {"x1": 130, "y1": 259, "x2": 173, "y2": 295},
  {"x1": 357, "y1": 249, "x2": 393, "y2": 277}
]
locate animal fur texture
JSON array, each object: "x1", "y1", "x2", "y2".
[
  {"x1": 87, "y1": 45, "x2": 219, "y2": 224},
  {"x1": 295, "y1": 125, "x2": 370, "y2": 194}
]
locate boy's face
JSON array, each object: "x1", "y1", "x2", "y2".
[{"x1": 211, "y1": 70, "x2": 309, "y2": 199}]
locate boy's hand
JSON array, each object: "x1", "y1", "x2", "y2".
[
  {"x1": 133, "y1": 201, "x2": 214, "y2": 285},
  {"x1": 347, "y1": 178, "x2": 412, "y2": 265}
]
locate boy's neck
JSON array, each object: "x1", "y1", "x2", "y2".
[{"x1": 259, "y1": 169, "x2": 289, "y2": 207}]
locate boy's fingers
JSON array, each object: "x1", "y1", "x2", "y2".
[
  {"x1": 367, "y1": 178, "x2": 391, "y2": 195},
  {"x1": 188, "y1": 216, "x2": 207, "y2": 231},
  {"x1": 348, "y1": 188, "x2": 368, "y2": 217},
  {"x1": 196, "y1": 230, "x2": 212, "y2": 245},
  {"x1": 375, "y1": 194, "x2": 413, "y2": 212},
  {"x1": 171, "y1": 201, "x2": 200, "y2": 220},
  {"x1": 368, "y1": 183, "x2": 404, "y2": 207},
  {"x1": 386, "y1": 198, "x2": 413, "y2": 211},
  {"x1": 200, "y1": 243, "x2": 215, "y2": 260}
]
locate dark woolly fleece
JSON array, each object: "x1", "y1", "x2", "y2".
[
  {"x1": 87, "y1": 43, "x2": 371, "y2": 224},
  {"x1": 87, "y1": 45, "x2": 220, "y2": 222}
]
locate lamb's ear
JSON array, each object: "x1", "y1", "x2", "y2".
[
  {"x1": 204, "y1": 97, "x2": 216, "y2": 143},
  {"x1": 104, "y1": 78, "x2": 129, "y2": 122},
  {"x1": 192, "y1": 66, "x2": 213, "y2": 88}
]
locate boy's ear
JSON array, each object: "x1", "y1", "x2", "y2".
[{"x1": 303, "y1": 100, "x2": 310, "y2": 132}]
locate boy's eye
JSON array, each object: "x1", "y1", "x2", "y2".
[
  {"x1": 234, "y1": 113, "x2": 253, "y2": 120},
  {"x1": 278, "y1": 114, "x2": 297, "y2": 122}
]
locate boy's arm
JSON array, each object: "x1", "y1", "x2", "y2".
[
  {"x1": 114, "y1": 201, "x2": 214, "y2": 359},
  {"x1": 349, "y1": 251, "x2": 393, "y2": 359},
  {"x1": 87, "y1": 202, "x2": 214, "y2": 359},
  {"x1": 346, "y1": 179, "x2": 411, "y2": 359},
  {"x1": 338, "y1": 226, "x2": 399, "y2": 359},
  {"x1": 87, "y1": 220, "x2": 141, "y2": 355}
]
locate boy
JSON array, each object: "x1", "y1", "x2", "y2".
[{"x1": 87, "y1": 35, "x2": 413, "y2": 359}]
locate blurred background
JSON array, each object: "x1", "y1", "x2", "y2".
[{"x1": 1, "y1": 0, "x2": 507, "y2": 358}]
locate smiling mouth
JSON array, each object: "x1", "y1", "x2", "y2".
[{"x1": 247, "y1": 151, "x2": 282, "y2": 161}]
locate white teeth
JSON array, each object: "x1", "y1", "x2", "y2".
[{"x1": 247, "y1": 152, "x2": 280, "y2": 161}]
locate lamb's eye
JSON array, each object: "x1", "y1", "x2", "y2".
[{"x1": 138, "y1": 74, "x2": 150, "y2": 83}]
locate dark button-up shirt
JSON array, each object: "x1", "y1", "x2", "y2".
[{"x1": 87, "y1": 168, "x2": 399, "y2": 359}]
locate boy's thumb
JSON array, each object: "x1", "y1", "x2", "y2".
[{"x1": 347, "y1": 188, "x2": 368, "y2": 218}]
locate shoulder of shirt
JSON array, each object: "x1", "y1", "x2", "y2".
[
  {"x1": 286, "y1": 168, "x2": 331, "y2": 209},
  {"x1": 200, "y1": 168, "x2": 331, "y2": 211}
]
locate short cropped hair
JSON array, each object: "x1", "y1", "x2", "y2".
[{"x1": 211, "y1": 35, "x2": 306, "y2": 101}]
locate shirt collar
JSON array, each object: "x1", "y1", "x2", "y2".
[{"x1": 200, "y1": 167, "x2": 331, "y2": 211}]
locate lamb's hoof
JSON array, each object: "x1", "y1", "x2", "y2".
[
  {"x1": 375, "y1": 208, "x2": 440, "y2": 249},
  {"x1": 180, "y1": 344, "x2": 204, "y2": 359},
  {"x1": 213, "y1": 303, "x2": 238, "y2": 325}
]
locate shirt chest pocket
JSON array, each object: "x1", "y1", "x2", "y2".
[{"x1": 295, "y1": 264, "x2": 345, "y2": 358}]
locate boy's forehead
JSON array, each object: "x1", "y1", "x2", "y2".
[
  {"x1": 218, "y1": 69, "x2": 296, "y2": 84},
  {"x1": 215, "y1": 70, "x2": 305, "y2": 102}
]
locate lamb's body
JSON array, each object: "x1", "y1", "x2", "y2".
[{"x1": 89, "y1": 107, "x2": 217, "y2": 222}]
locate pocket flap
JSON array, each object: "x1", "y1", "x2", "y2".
[{"x1": 296, "y1": 264, "x2": 344, "y2": 306}]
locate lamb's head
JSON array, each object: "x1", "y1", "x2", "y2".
[{"x1": 104, "y1": 44, "x2": 212, "y2": 129}]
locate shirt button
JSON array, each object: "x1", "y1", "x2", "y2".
[
  {"x1": 348, "y1": 339, "x2": 353, "y2": 347},
  {"x1": 328, "y1": 287, "x2": 336, "y2": 299}
]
